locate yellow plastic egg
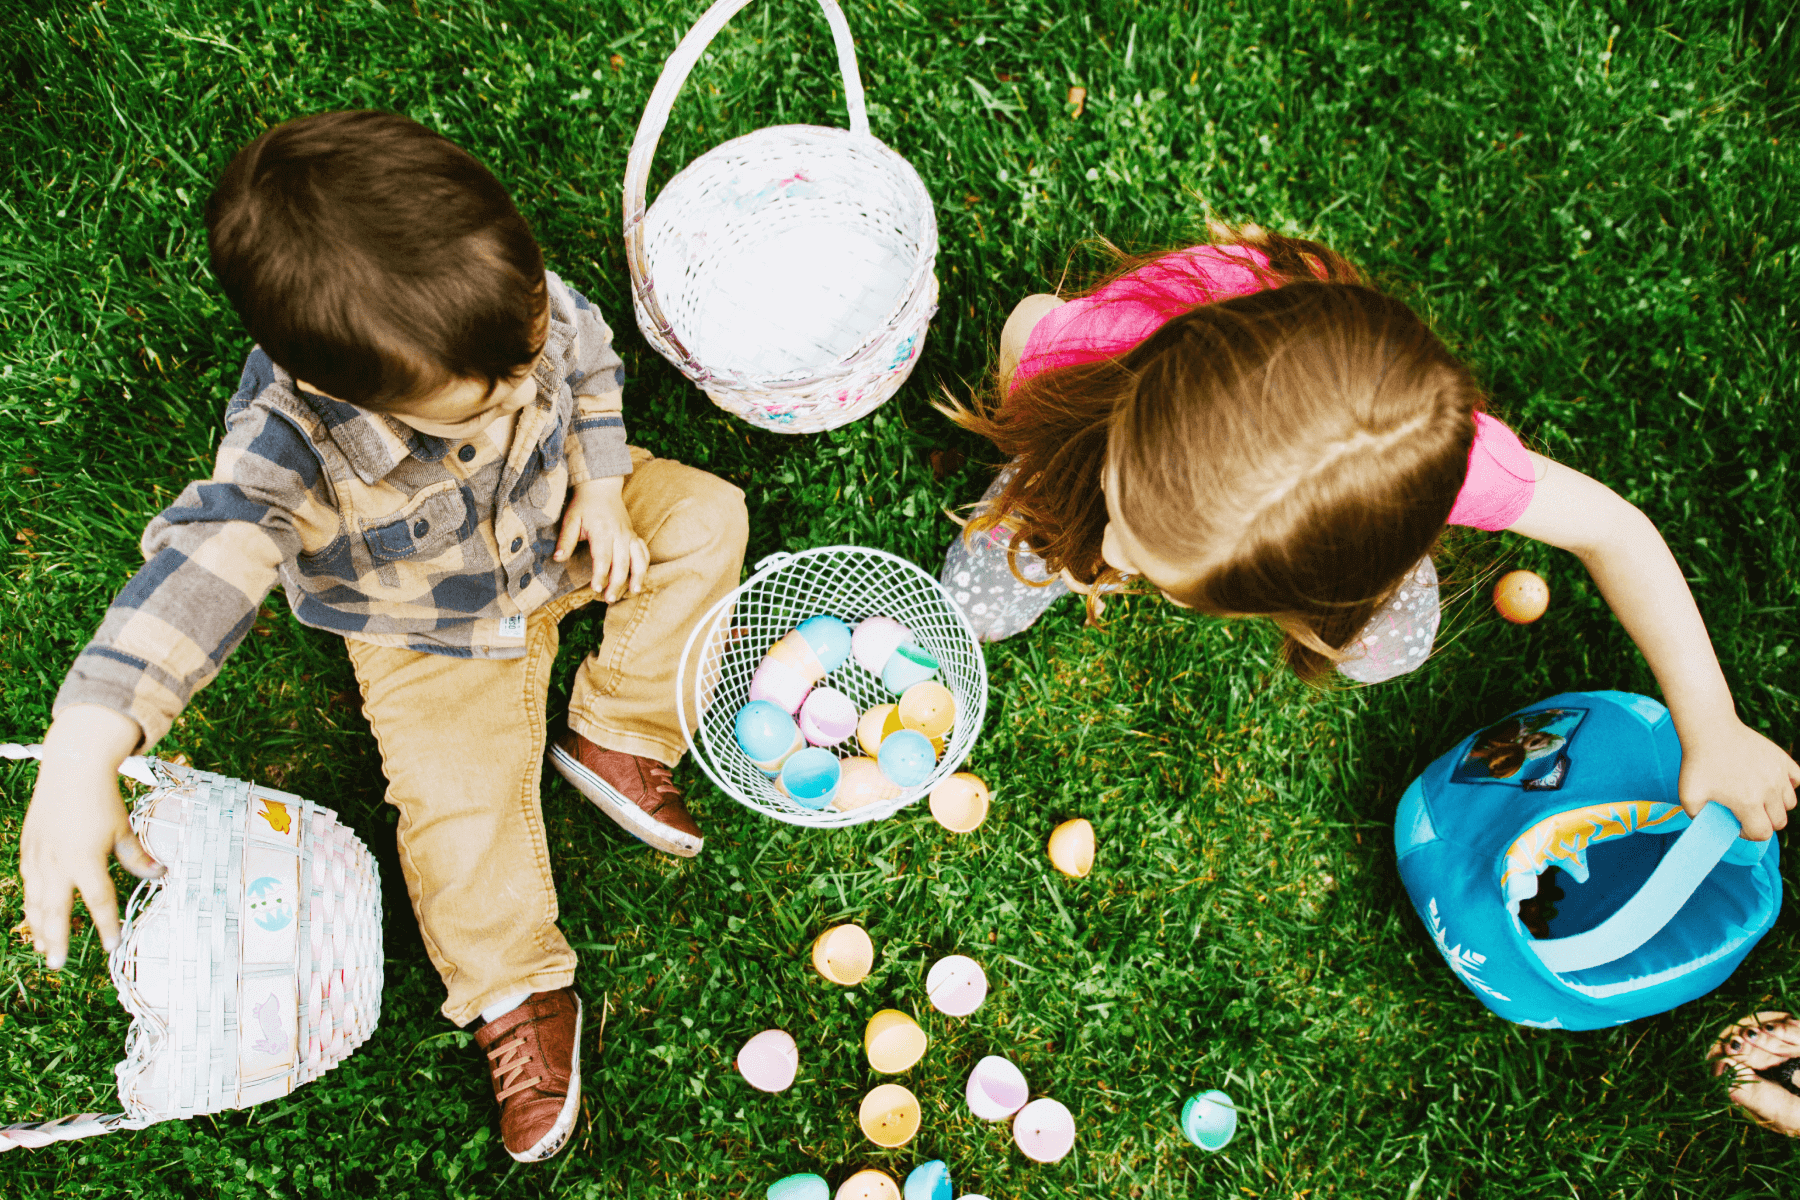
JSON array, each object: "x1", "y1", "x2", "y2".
[
  {"x1": 856, "y1": 704, "x2": 904, "y2": 756},
  {"x1": 928, "y1": 773, "x2": 990, "y2": 832},
  {"x1": 1048, "y1": 818, "x2": 1095, "y2": 878},
  {"x1": 897, "y1": 681, "x2": 956, "y2": 739},
  {"x1": 811, "y1": 923, "x2": 875, "y2": 986},
  {"x1": 837, "y1": 1167, "x2": 902, "y2": 1199},
  {"x1": 864, "y1": 1009, "x2": 928, "y2": 1074},
  {"x1": 857, "y1": 1084, "x2": 921, "y2": 1148}
]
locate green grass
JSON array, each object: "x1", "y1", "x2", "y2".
[{"x1": 1, "y1": 0, "x2": 1797, "y2": 1195}]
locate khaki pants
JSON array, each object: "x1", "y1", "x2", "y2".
[{"x1": 347, "y1": 448, "x2": 747, "y2": 1025}]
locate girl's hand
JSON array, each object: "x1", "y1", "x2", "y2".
[
  {"x1": 554, "y1": 476, "x2": 647, "y2": 603},
  {"x1": 1677, "y1": 717, "x2": 1800, "y2": 841},
  {"x1": 20, "y1": 705, "x2": 164, "y2": 969}
]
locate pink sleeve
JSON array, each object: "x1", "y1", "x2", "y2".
[
  {"x1": 1014, "y1": 245, "x2": 1273, "y2": 386},
  {"x1": 1447, "y1": 412, "x2": 1537, "y2": 530}
]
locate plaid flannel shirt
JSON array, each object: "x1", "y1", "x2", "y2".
[{"x1": 55, "y1": 271, "x2": 630, "y2": 750}]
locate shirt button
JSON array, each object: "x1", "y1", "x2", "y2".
[
  {"x1": 458, "y1": 444, "x2": 477, "y2": 463},
  {"x1": 511, "y1": 537, "x2": 523, "y2": 553},
  {"x1": 519, "y1": 573, "x2": 531, "y2": 588},
  {"x1": 413, "y1": 520, "x2": 429, "y2": 537}
]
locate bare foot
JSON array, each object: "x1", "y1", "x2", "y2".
[{"x1": 1706, "y1": 1010, "x2": 1800, "y2": 1136}]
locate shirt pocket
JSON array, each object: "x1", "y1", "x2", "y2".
[{"x1": 360, "y1": 481, "x2": 474, "y2": 566}]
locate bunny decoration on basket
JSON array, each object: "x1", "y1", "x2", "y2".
[{"x1": 0, "y1": 746, "x2": 382, "y2": 1151}]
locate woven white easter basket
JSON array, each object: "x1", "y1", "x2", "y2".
[
  {"x1": 623, "y1": 0, "x2": 939, "y2": 434},
  {"x1": 677, "y1": 546, "x2": 988, "y2": 827},
  {"x1": 0, "y1": 747, "x2": 382, "y2": 1151}
]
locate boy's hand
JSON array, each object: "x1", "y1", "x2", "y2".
[
  {"x1": 554, "y1": 476, "x2": 647, "y2": 603},
  {"x1": 20, "y1": 705, "x2": 164, "y2": 969},
  {"x1": 1677, "y1": 718, "x2": 1800, "y2": 841}
]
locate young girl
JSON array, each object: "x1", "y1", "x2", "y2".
[{"x1": 940, "y1": 228, "x2": 1798, "y2": 838}]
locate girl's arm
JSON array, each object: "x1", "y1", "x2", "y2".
[{"x1": 1505, "y1": 453, "x2": 1800, "y2": 838}]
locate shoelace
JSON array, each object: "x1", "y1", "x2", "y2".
[
  {"x1": 486, "y1": 1032, "x2": 544, "y2": 1104},
  {"x1": 643, "y1": 763, "x2": 681, "y2": 814}
]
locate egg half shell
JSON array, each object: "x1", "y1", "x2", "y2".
[
  {"x1": 902, "y1": 1161, "x2": 952, "y2": 1200},
  {"x1": 778, "y1": 747, "x2": 841, "y2": 809},
  {"x1": 965, "y1": 1054, "x2": 1029, "y2": 1121},
  {"x1": 877, "y1": 729, "x2": 936, "y2": 789},
  {"x1": 735, "y1": 1028, "x2": 799, "y2": 1092},
  {"x1": 881, "y1": 643, "x2": 940, "y2": 693},
  {"x1": 898, "y1": 681, "x2": 957, "y2": 739},
  {"x1": 1013, "y1": 1097, "x2": 1076, "y2": 1163},
  {"x1": 795, "y1": 614, "x2": 853, "y2": 673},
  {"x1": 811, "y1": 923, "x2": 875, "y2": 985},
  {"x1": 927, "y1": 773, "x2": 989, "y2": 832},
  {"x1": 749, "y1": 656, "x2": 814, "y2": 715},
  {"x1": 837, "y1": 1169, "x2": 902, "y2": 1200},
  {"x1": 1494, "y1": 569, "x2": 1550, "y2": 624},
  {"x1": 1048, "y1": 818, "x2": 1095, "y2": 878},
  {"x1": 858, "y1": 1084, "x2": 922, "y2": 1148},
  {"x1": 767, "y1": 1173, "x2": 831, "y2": 1200},
  {"x1": 852, "y1": 616, "x2": 912, "y2": 676},
  {"x1": 798, "y1": 686, "x2": 859, "y2": 747},
  {"x1": 925, "y1": 954, "x2": 988, "y2": 1017},
  {"x1": 832, "y1": 757, "x2": 900, "y2": 812},
  {"x1": 864, "y1": 1009, "x2": 929, "y2": 1074}
]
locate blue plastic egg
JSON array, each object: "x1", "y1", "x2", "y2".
[
  {"x1": 780, "y1": 747, "x2": 842, "y2": 809},
  {"x1": 881, "y1": 642, "x2": 939, "y2": 693},
  {"x1": 795, "y1": 615, "x2": 853, "y2": 673},
  {"x1": 903, "y1": 1160, "x2": 952, "y2": 1200},
  {"x1": 735, "y1": 701, "x2": 802, "y2": 775},
  {"x1": 877, "y1": 729, "x2": 936, "y2": 789},
  {"x1": 767, "y1": 1173, "x2": 830, "y2": 1200}
]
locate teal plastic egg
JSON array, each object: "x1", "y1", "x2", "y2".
[
  {"x1": 736, "y1": 701, "x2": 802, "y2": 773},
  {"x1": 767, "y1": 1173, "x2": 830, "y2": 1200},
  {"x1": 795, "y1": 614, "x2": 853, "y2": 673},
  {"x1": 1180, "y1": 1089, "x2": 1238, "y2": 1151},
  {"x1": 903, "y1": 1160, "x2": 951, "y2": 1200},
  {"x1": 877, "y1": 729, "x2": 935, "y2": 788},
  {"x1": 780, "y1": 747, "x2": 842, "y2": 809},
  {"x1": 881, "y1": 642, "x2": 939, "y2": 692}
]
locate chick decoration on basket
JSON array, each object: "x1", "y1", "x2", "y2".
[{"x1": 732, "y1": 615, "x2": 963, "y2": 813}]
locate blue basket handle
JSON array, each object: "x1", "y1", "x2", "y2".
[{"x1": 1527, "y1": 802, "x2": 1767, "y2": 974}]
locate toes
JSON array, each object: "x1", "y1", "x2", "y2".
[{"x1": 1729, "y1": 1077, "x2": 1800, "y2": 1138}]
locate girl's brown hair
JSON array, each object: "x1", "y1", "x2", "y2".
[{"x1": 944, "y1": 229, "x2": 1483, "y2": 680}]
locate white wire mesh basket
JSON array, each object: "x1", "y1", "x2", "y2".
[
  {"x1": 623, "y1": 0, "x2": 939, "y2": 434},
  {"x1": 678, "y1": 547, "x2": 987, "y2": 826},
  {"x1": 0, "y1": 748, "x2": 383, "y2": 1151}
]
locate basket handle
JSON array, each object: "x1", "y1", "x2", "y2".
[
  {"x1": 1526, "y1": 801, "x2": 1764, "y2": 974},
  {"x1": 2, "y1": 742, "x2": 162, "y2": 787},
  {"x1": 622, "y1": 0, "x2": 870, "y2": 366}
]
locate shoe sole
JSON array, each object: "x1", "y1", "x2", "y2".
[
  {"x1": 511, "y1": 996, "x2": 583, "y2": 1163},
  {"x1": 548, "y1": 743, "x2": 703, "y2": 859}
]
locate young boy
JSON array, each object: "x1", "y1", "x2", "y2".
[{"x1": 16, "y1": 111, "x2": 748, "y2": 1162}]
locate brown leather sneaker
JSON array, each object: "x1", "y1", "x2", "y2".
[
  {"x1": 472, "y1": 988, "x2": 582, "y2": 1162},
  {"x1": 548, "y1": 732, "x2": 703, "y2": 858}
]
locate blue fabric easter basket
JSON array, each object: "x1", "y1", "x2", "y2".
[{"x1": 1395, "y1": 690, "x2": 1781, "y2": 1030}]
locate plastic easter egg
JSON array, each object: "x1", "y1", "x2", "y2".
[
  {"x1": 795, "y1": 614, "x2": 853, "y2": 673},
  {"x1": 877, "y1": 729, "x2": 936, "y2": 789},
  {"x1": 903, "y1": 1161, "x2": 952, "y2": 1200},
  {"x1": 858, "y1": 1084, "x2": 922, "y2": 1147},
  {"x1": 767, "y1": 630, "x2": 828, "y2": 684},
  {"x1": 750, "y1": 656, "x2": 814, "y2": 715},
  {"x1": 1012, "y1": 1097, "x2": 1076, "y2": 1163},
  {"x1": 1180, "y1": 1089, "x2": 1238, "y2": 1151},
  {"x1": 925, "y1": 954, "x2": 988, "y2": 1017},
  {"x1": 928, "y1": 773, "x2": 989, "y2": 832},
  {"x1": 798, "y1": 686, "x2": 859, "y2": 747},
  {"x1": 768, "y1": 1174, "x2": 831, "y2": 1200},
  {"x1": 837, "y1": 1168, "x2": 902, "y2": 1200},
  {"x1": 965, "y1": 1055, "x2": 1029, "y2": 1121},
  {"x1": 833, "y1": 757, "x2": 900, "y2": 812},
  {"x1": 852, "y1": 616, "x2": 912, "y2": 676},
  {"x1": 735, "y1": 701, "x2": 804, "y2": 775},
  {"x1": 735, "y1": 1029, "x2": 799, "y2": 1092},
  {"x1": 811, "y1": 923, "x2": 875, "y2": 985},
  {"x1": 779, "y1": 747, "x2": 841, "y2": 809},
  {"x1": 881, "y1": 643, "x2": 940, "y2": 693},
  {"x1": 898, "y1": 681, "x2": 957, "y2": 739},
  {"x1": 1494, "y1": 569, "x2": 1550, "y2": 624},
  {"x1": 857, "y1": 704, "x2": 903, "y2": 756},
  {"x1": 1048, "y1": 818, "x2": 1095, "y2": 878},
  {"x1": 864, "y1": 1009, "x2": 928, "y2": 1074}
]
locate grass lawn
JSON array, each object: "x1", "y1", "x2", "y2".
[{"x1": 2, "y1": 0, "x2": 1797, "y2": 1195}]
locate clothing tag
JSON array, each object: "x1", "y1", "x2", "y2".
[{"x1": 497, "y1": 614, "x2": 526, "y2": 641}]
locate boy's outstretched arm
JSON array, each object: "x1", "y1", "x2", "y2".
[
  {"x1": 1506, "y1": 453, "x2": 1800, "y2": 838},
  {"x1": 21, "y1": 704, "x2": 165, "y2": 969}
]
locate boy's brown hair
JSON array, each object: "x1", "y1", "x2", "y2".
[
  {"x1": 206, "y1": 110, "x2": 546, "y2": 410},
  {"x1": 945, "y1": 230, "x2": 1482, "y2": 681}
]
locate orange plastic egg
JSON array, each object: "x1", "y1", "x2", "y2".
[{"x1": 1494, "y1": 570, "x2": 1549, "y2": 624}]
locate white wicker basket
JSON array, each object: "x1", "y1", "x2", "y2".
[
  {"x1": 623, "y1": 0, "x2": 939, "y2": 434},
  {"x1": 0, "y1": 748, "x2": 383, "y2": 1151},
  {"x1": 677, "y1": 547, "x2": 987, "y2": 826}
]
